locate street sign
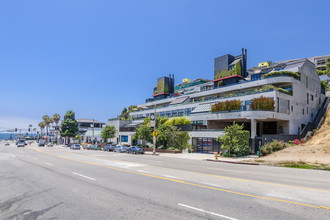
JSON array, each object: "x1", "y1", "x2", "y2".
[
  {"x1": 150, "y1": 121, "x2": 155, "y2": 127},
  {"x1": 153, "y1": 130, "x2": 158, "y2": 136},
  {"x1": 150, "y1": 113, "x2": 155, "y2": 121}
]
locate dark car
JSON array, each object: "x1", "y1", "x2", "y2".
[
  {"x1": 127, "y1": 146, "x2": 145, "y2": 154},
  {"x1": 70, "y1": 144, "x2": 81, "y2": 150},
  {"x1": 114, "y1": 146, "x2": 128, "y2": 153},
  {"x1": 38, "y1": 142, "x2": 45, "y2": 147},
  {"x1": 104, "y1": 145, "x2": 116, "y2": 151},
  {"x1": 5, "y1": 142, "x2": 10, "y2": 146}
]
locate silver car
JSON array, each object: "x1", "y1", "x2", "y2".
[{"x1": 114, "y1": 146, "x2": 128, "y2": 153}]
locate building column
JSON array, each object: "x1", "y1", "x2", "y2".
[{"x1": 251, "y1": 119, "x2": 257, "y2": 138}]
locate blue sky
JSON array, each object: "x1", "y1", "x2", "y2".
[{"x1": 0, "y1": 0, "x2": 329, "y2": 130}]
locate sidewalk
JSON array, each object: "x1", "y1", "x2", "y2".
[{"x1": 145, "y1": 151, "x2": 258, "y2": 163}]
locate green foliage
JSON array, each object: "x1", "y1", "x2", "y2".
[
  {"x1": 133, "y1": 123, "x2": 153, "y2": 143},
  {"x1": 165, "y1": 116, "x2": 191, "y2": 125},
  {"x1": 260, "y1": 140, "x2": 289, "y2": 156},
  {"x1": 261, "y1": 85, "x2": 275, "y2": 90},
  {"x1": 120, "y1": 107, "x2": 130, "y2": 120},
  {"x1": 233, "y1": 62, "x2": 241, "y2": 75},
  {"x1": 52, "y1": 114, "x2": 61, "y2": 125},
  {"x1": 101, "y1": 125, "x2": 116, "y2": 142},
  {"x1": 278, "y1": 88, "x2": 293, "y2": 95},
  {"x1": 250, "y1": 96, "x2": 275, "y2": 111},
  {"x1": 263, "y1": 71, "x2": 300, "y2": 79},
  {"x1": 165, "y1": 126, "x2": 190, "y2": 151},
  {"x1": 60, "y1": 110, "x2": 78, "y2": 138},
  {"x1": 317, "y1": 70, "x2": 327, "y2": 76},
  {"x1": 217, "y1": 122, "x2": 249, "y2": 157},
  {"x1": 321, "y1": 80, "x2": 329, "y2": 89},
  {"x1": 211, "y1": 100, "x2": 241, "y2": 112}
]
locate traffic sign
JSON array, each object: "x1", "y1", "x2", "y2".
[
  {"x1": 153, "y1": 130, "x2": 158, "y2": 136},
  {"x1": 150, "y1": 113, "x2": 155, "y2": 121}
]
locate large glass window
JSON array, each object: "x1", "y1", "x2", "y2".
[
  {"x1": 178, "y1": 109, "x2": 184, "y2": 116},
  {"x1": 185, "y1": 108, "x2": 192, "y2": 116},
  {"x1": 166, "y1": 111, "x2": 171, "y2": 117}
]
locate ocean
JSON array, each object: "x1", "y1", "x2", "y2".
[{"x1": 0, "y1": 133, "x2": 38, "y2": 140}]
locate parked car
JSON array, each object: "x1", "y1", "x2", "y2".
[
  {"x1": 70, "y1": 144, "x2": 81, "y2": 150},
  {"x1": 5, "y1": 142, "x2": 10, "y2": 146},
  {"x1": 83, "y1": 144, "x2": 91, "y2": 150},
  {"x1": 38, "y1": 142, "x2": 45, "y2": 147},
  {"x1": 17, "y1": 142, "x2": 25, "y2": 147},
  {"x1": 104, "y1": 144, "x2": 116, "y2": 151},
  {"x1": 16, "y1": 140, "x2": 27, "y2": 146},
  {"x1": 91, "y1": 145, "x2": 102, "y2": 150},
  {"x1": 114, "y1": 146, "x2": 128, "y2": 153},
  {"x1": 47, "y1": 143, "x2": 54, "y2": 147},
  {"x1": 127, "y1": 146, "x2": 145, "y2": 154}
]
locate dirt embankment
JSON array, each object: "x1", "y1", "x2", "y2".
[{"x1": 258, "y1": 107, "x2": 330, "y2": 166}]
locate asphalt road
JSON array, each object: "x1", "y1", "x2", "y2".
[{"x1": 0, "y1": 141, "x2": 329, "y2": 220}]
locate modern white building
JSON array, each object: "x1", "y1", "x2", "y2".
[{"x1": 112, "y1": 53, "x2": 328, "y2": 154}]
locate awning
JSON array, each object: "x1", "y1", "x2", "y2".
[
  {"x1": 191, "y1": 103, "x2": 211, "y2": 114},
  {"x1": 170, "y1": 96, "x2": 189, "y2": 105}
]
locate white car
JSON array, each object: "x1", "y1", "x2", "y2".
[{"x1": 5, "y1": 142, "x2": 10, "y2": 146}]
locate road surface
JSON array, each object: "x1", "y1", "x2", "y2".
[{"x1": 0, "y1": 141, "x2": 329, "y2": 219}]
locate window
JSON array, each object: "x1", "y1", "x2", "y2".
[
  {"x1": 291, "y1": 105, "x2": 293, "y2": 111},
  {"x1": 319, "y1": 98, "x2": 321, "y2": 105},
  {"x1": 276, "y1": 98, "x2": 279, "y2": 112},
  {"x1": 307, "y1": 107, "x2": 308, "y2": 114},
  {"x1": 303, "y1": 108, "x2": 304, "y2": 115},
  {"x1": 185, "y1": 108, "x2": 192, "y2": 116},
  {"x1": 166, "y1": 111, "x2": 171, "y2": 116},
  {"x1": 121, "y1": 135, "x2": 128, "y2": 142},
  {"x1": 287, "y1": 101, "x2": 290, "y2": 114},
  {"x1": 307, "y1": 93, "x2": 309, "y2": 104},
  {"x1": 311, "y1": 113, "x2": 314, "y2": 119},
  {"x1": 311, "y1": 94, "x2": 314, "y2": 101},
  {"x1": 306, "y1": 76, "x2": 308, "y2": 88}
]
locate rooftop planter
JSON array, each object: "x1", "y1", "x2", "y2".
[
  {"x1": 250, "y1": 96, "x2": 275, "y2": 111},
  {"x1": 278, "y1": 88, "x2": 293, "y2": 96},
  {"x1": 211, "y1": 100, "x2": 241, "y2": 112},
  {"x1": 263, "y1": 71, "x2": 300, "y2": 79}
]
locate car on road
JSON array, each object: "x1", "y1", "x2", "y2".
[
  {"x1": 114, "y1": 145, "x2": 128, "y2": 153},
  {"x1": 70, "y1": 144, "x2": 81, "y2": 150},
  {"x1": 17, "y1": 142, "x2": 25, "y2": 147},
  {"x1": 38, "y1": 142, "x2": 45, "y2": 147},
  {"x1": 127, "y1": 146, "x2": 145, "y2": 154},
  {"x1": 16, "y1": 140, "x2": 27, "y2": 146},
  {"x1": 91, "y1": 145, "x2": 102, "y2": 150},
  {"x1": 47, "y1": 143, "x2": 54, "y2": 147},
  {"x1": 104, "y1": 144, "x2": 116, "y2": 151},
  {"x1": 5, "y1": 142, "x2": 10, "y2": 146},
  {"x1": 83, "y1": 144, "x2": 92, "y2": 150}
]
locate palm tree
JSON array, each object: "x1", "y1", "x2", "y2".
[
  {"x1": 52, "y1": 114, "x2": 61, "y2": 144},
  {"x1": 42, "y1": 115, "x2": 50, "y2": 135},
  {"x1": 38, "y1": 122, "x2": 45, "y2": 136}
]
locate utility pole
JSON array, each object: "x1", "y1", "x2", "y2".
[
  {"x1": 92, "y1": 119, "x2": 95, "y2": 144},
  {"x1": 153, "y1": 103, "x2": 157, "y2": 155}
]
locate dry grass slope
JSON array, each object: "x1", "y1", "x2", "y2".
[{"x1": 258, "y1": 107, "x2": 330, "y2": 166}]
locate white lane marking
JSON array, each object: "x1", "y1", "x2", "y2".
[
  {"x1": 207, "y1": 167, "x2": 227, "y2": 171},
  {"x1": 178, "y1": 203, "x2": 238, "y2": 220},
  {"x1": 73, "y1": 172, "x2": 95, "y2": 181},
  {"x1": 202, "y1": 182, "x2": 229, "y2": 189},
  {"x1": 162, "y1": 175, "x2": 183, "y2": 180},
  {"x1": 137, "y1": 170, "x2": 151, "y2": 174},
  {"x1": 45, "y1": 162, "x2": 54, "y2": 166}
]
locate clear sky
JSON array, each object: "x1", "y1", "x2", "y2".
[{"x1": 0, "y1": 0, "x2": 329, "y2": 131}]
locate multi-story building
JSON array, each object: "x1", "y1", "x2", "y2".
[
  {"x1": 76, "y1": 119, "x2": 105, "y2": 135},
  {"x1": 112, "y1": 52, "x2": 328, "y2": 154}
]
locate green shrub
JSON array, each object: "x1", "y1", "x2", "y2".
[
  {"x1": 165, "y1": 116, "x2": 191, "y2": 125},
  {"x1": 211, "y1": 100, "x2": 241, "y2": 112},
  {"x1": 263, "y1": 71, "x2": 300, "y2": 79},
  {"x1": 278, "y1": 88, "x2": 293, "y2": 95},
  {"x1": 250, "y1": 96, "x2": 275, "y2": 111},
  {"x1": 260, "y1": 140, "x2": 289, "y2": 156}
]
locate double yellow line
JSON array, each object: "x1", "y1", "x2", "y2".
[{"x1": 29, "y1": 147, "x2": 330, "y2": 210}]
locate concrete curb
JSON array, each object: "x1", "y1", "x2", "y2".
[{"x1": 205, "y1": 159, "x2": 260, "y2": 165}]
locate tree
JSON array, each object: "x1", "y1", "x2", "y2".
[
  {"x1": 60, "y1": 110, "x2": 78, "y2": 143},
  {"x1": 38, "y1": 122, "x2": 45, "y2": 136},
  {"x1": 33, "y1": 128, "x2": 37, "y2": 134},
  {"x1": 217, "y1": 122, "x2": 249, "y2": 157},
  {"x1": 163, "y1": 125, "x2": 190, "y2": 150},
  {"x1": 133, "y1": 123, "x2": 153, "y2": 144},
  {"x1": 75, "y1": 134, "x2": 82, "y2": 143},
  {"x1": 120, "y1": 107, "x2": 130, "y2": 120},
  {"x1": 101, "y1": 125, "x2": 116, "y2": 143},
  {"x1": 42, "y1": 115, "x2": 51, "y2": 135},
  {"x1": 52, "y1": 114, "x2": 61, "y2": 125}
]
